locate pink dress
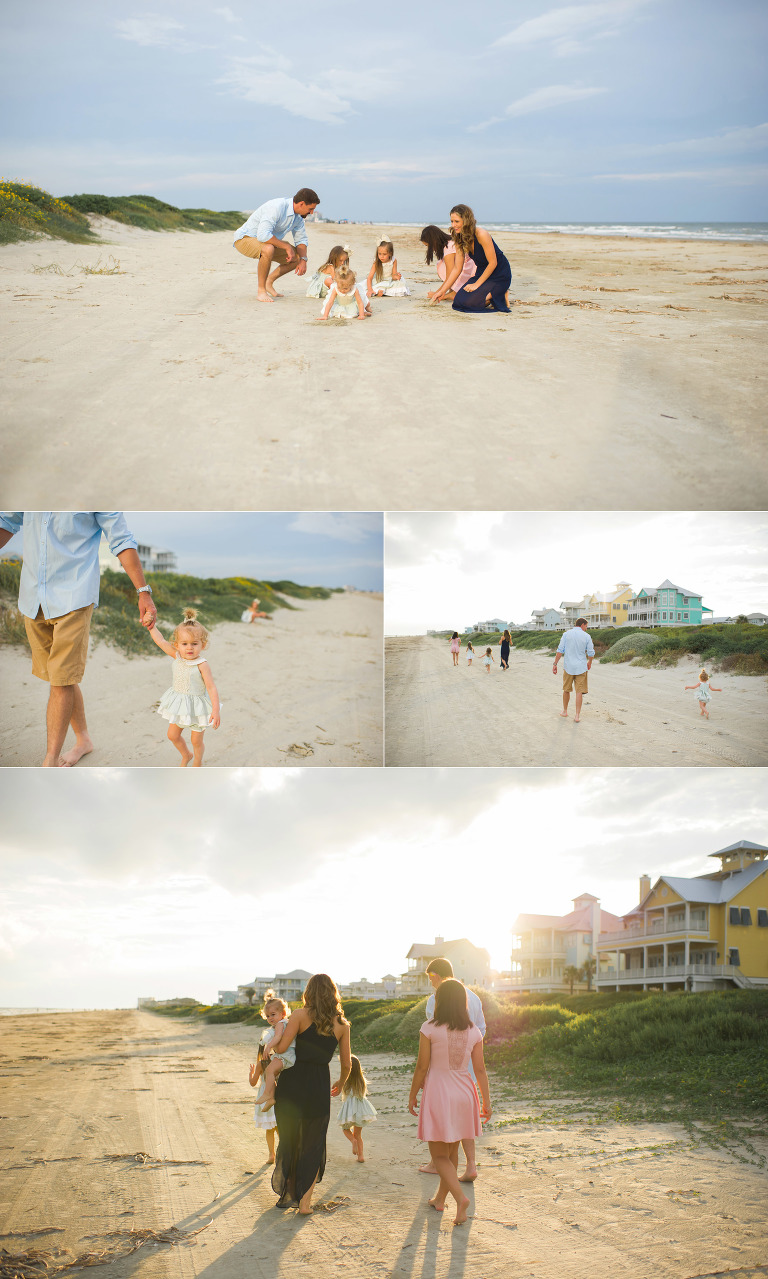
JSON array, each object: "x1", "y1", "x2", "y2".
[
  {"x1": 450, "y1": 638, "x2": 460, "y2": 653},
  {"x1": 437, "y1": 240, "x2": 476, "y2": 291},
  {"x1": 417, "y1": 1021, "x2": 482, "y2": 1143}
]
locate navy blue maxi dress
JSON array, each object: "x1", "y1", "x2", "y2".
[
  {"x1": 452, "y1": 234, "x2": 512, "y2": 313},
  {"x1": 272, "y1": 1023, "x2": 338, "y2": 1208}
]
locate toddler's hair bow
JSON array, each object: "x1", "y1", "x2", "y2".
[
  {"x1": 378, "y1": 235, "x2": 392, "y2": 245},
  {"x1": 342, "y1": 243, "x2": 351, "y2": 252}
]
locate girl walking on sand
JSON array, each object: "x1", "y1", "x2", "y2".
[
  {"x1": 367, "y1": 237, "x2": 410, "y2": 297},
  {"x1": 338, "y1": 1056, "x2": 377, "y2": 1163},
  {"x1": 450, "y1": 633, "x2": 460, "y2": 666},
  {"x1": 466, "y1": 641, "x2": 474, "y2": 666},
  {"x1": 149, "y1": 609, "x2": 220, "y2": 765},
  {"x1": 409, "y1": 978, "x2": 491, "y2": 1227},
  {"x1": 500, "y1": 630, "x2": 510, "y2": 671},
  {"x1": 685, "y1": 669, "x2": 721, "y2": 719},
  {"x1": 482, "y1": 647, "x2": 495, "y2": 674}
]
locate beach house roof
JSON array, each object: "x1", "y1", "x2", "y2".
[
  {"x1": 708, "y1": 840, "x2": 768, "y2": 858},
  {"x1": 657, "y1": 579, "x2": 701, "y2": 597},
  {"x1": 273, "y1": 968, "x2": 313, "y2": 980},
  {"x1": 514, "y1": 905, "x2": 623, "y2": 932},
  {"x1": 628, "y1": 859, "x2": 767, "y2": 912}
]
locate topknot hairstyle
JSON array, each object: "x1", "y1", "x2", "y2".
[{"x1": 171, "y1": 607, "x2": 209, "y2": 649}]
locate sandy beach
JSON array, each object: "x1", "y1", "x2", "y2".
[
  {"x1": 2, "y1": 221, "x2": 766, "y2": 511},
  {"x1": 384, "y1": 637, "x2": 768, "y2": 767},
  {"x1": 0, "y1": 1009, "x2": 765, "y2": 1279},
  {"x1": 0, "y1": 593, "x2": 382, "y2": 767}
]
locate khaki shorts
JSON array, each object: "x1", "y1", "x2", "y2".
[
  {"x1": 24, "y1": 605, "x2": 94, "y2": 685},
  {"x1": 234, "y1": 236, "x2": 301, "y2": 266},
  {"x1": 563, "y1": 669, "x2": 588, "y2": 694}
]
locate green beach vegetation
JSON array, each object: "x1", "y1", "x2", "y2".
[
  {"x1": 433, "y1": 623, "x2": 768, "y2": 675},
  {"x1": 0, "y1": 559, "x2": 336, "y2": 658},
  {"x1": 0, "y1": 180, "x2": 244, "y2": 245}
]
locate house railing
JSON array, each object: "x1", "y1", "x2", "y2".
[
  {"x1": 598, "y1": 922, "x2": 709, "y2": 944},
  {"x1": 597, "y1": 963, "x2": 740, "y2": 980}
]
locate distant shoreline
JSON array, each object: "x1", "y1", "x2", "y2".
[{"x1": 319, "y1": 219, "x2": 768, "y2": 244}]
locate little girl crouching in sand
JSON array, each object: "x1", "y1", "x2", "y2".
[
  {"x1": 306, "y1": 244, "x2": 351, "y2": 299},
  {"x1": 685, "y1": 669, "x2": 722, "y2": 718},
  {"x1": 338, "y1": 1055, "x2": 377, "y2": 1162},
  {"x1": 321, "y1": 264, "x2": 371, "y2": 320},
  {"x1": 255, "y1": 993, "x2": 296, "y2": 1111},
  {"x1": 149, "y1": 608, "x2": 220, "y2": 765}
]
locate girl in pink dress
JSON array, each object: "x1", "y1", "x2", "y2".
[
  {"x1": 420, "y1": 225, "x2": 476, "y2": 303},
  {"x1": 408, "y1": 979, "x2": 492, "y2": 1226},
  {"x1": 449, "y1": 632, "x2": 460, "y2": 666}
]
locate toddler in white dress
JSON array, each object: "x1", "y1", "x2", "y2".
[
  {"x1": 320, "y1": 264, "x2": 370, "y2": 320},
  {"x1": 255, "y1": 993, "x2": 297, "y2": 1112},
  {"x1": 367, "y1": 237, "x2": 411, "y2": 297},
  {"x1": 306, "y1": 243, "x2": 351, "y2": 299},
  {"x1": 684, "y1": 668, "x2": 721, "y2": 718},
  {"x1": 148, "y1": 608, "x2": 220, "y2": 766},
  {"x1": 338, "y1": 1055, "x2": 377, "y2": 1162}
]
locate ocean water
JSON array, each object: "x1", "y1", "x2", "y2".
[
  {"x1": 386, "y1": 221, "x2": 768, "y2": 243},
  {"x1": 0, "y1": 1007, "x2": 87, "y2": 1016}
]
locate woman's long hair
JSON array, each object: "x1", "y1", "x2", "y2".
[
  {"x1": 450, "y1": 204, "x2": 476, "y2": 257},
  {"x1": 431, "y1": 978, "x2": 472, "y2": 1031},
  {"x1": 303, "y1": 973, "x2": 345, "y2": 1036},
  {"x1": 421, "y1": 224, "x2": 452, "y2": 266}
]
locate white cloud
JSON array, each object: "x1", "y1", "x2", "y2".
[
  {"x1": 116, "y1": 15, "x2": 186, "y2": 47},
  {"x1": 642, "y1": 122, "x2": 768, "y2": 157},
  {"x1": 218, "y1": 57, "x2": 353, "y2": 124},
  {"x1": 287, "y1": 514, "x2": 382, "y2": 544},
  {"x1": 213, "y1": 5, "x2": 238, "y2": 21},
  {"x1": 494, "y1": 1, "x2": 651, "y2": 56},
  {"x1": 470, "y1": 83, "x2": 607, "y2": 130},
  {"x1": 595, "y1": 165, "x2": 768, "y2": 184}
]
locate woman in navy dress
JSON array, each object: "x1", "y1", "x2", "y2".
[{"x1": 450, "y1": 204, "x2": 511, "y2": 313}]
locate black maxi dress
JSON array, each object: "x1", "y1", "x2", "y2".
[
  {"x1": 272, "y1": 1023, "x2": 338, "y2": 1208},
  {"x1": 452, "y1": 235, "x2": 512, "y2": 313},
  {"x1": 500, "y1": 638, "x2": 510, "y2": 668}
]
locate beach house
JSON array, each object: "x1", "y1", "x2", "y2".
[
  {"x1": 559, "y1": 597, "x2": 591, "y2": 627},
  {"x1": 626, "y1": 580, "x2": 712, "y2": 627},
  {"x1": 99, "y1": 536, "x2": 178, "y2": 575},
  {"x1": 509, "y1": 895, "x2": 623, "y2": 993},
  {"x1": 402, "y1": 936, "x2": 491, "y2": 995},
  {"x1": 340, "y1": 975, "x2": 399, "y2": 1000},
  {"x1": 530, "y1": 607, "x2": 565, "y2": 630},
  {"x1": 595, "y1": 841, "x2": 768, "y2": 991}
]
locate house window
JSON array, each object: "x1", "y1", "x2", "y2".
[
  {"x1": 582, "y1": 934, "x2": 591, "y2": 943},
  {"x1": 677, "y1": 612, "x2": 681, "y2": 620},
  {"x1": 683, "y1": 613, "x2": 688, "y2": 620},
  {"x1": 740, "y1": 908, "x2": 752, "y2": 926},
  {"x1": 729, "y1": 906, "x2": 740, "y2": 925},
  {"x1": 728, "y1": 948, "x2": 740, "y2": 967},
  {"x1": 662, "y1": 612, "x2": 666, "y2": 620},
  {"x1": 758, "y1": 909, "x2": 768, "y2": 928}
]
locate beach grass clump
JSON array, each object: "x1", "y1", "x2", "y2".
[
  {"x1": 0, "y1": 180, "x2": 96, "y2": 245},
  {"x1": 600, "y1": 632, "x2": 659, "y2": 663},
  {"x1": 0, "y1": 601, "x2": 27, "y2": 646},
  {"x1": 59, "y1": 192, "x2": 245, "y2": 234}
]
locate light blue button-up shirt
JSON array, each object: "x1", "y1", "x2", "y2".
[
  {"x1": 0, "y1": 512, "x2": 138, "y2": 620},
  {"x1": 556, "y1": 626, "x2": 595, "y2": 675},
  {"x1": 233, "y1": 197, "x2": 309, "y2": 248}
]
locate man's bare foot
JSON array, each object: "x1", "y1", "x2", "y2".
[
  {"x1": 428, "y1": 1197, "x2": 445, "y2": 1211},
  {"x1": 454, "y1": 1195, "x2": 470, "y2": 1225},
  {"x1": 266, "y1": 288, "x2": 283, "y2": 298},
  {"x1": 257, "y1": 292, "x2": 274, "y2": 303},
  {"x1": 418, "y1": 1163, "x2": 438, "y2": 1174},
  {"x1": 559, "y1": 711, "x2": 568, "y2": 718},
  {"x1": 458, "y1": 1168, "x2": 477, "y2": 1182},
  {"x1": 59, "y1": 737, "x2": 94, "y2": 767}
]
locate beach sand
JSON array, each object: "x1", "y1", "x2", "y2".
[
  {"x1": 0, "y1": 1009, "x2": 765, "y2": 1279},
  {"x1": 0, "y1": 592, "x2": 382, "y2": 767},
  {"x1": 384, "y1": 637, "x2": 768, "y2": 767},
  {"x1": 2, "y1": 221, "x2": 766, "y2": 511}
]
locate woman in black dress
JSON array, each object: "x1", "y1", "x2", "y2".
[
  {"x1": 450, "y1": 204, "x2": 512, "y2": 313},
  {"x1": 267, "y1": 972, "x2": 351, "y2": 1214},
  {"x1": 500, "y1": 629, "x2": 511, "y2": 671}
]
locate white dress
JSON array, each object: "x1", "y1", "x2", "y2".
[
  {"x1": 694, "y1": 680, "x2": 712, "y2": 702},
  {"x1": 322, "y1": 284, "x2": 365, "y2": 319},
  {"x1": 253, "y1": 1029, "x2": 276, "y2": 1130},
  {"x1": 157, "y1": 655, "x2": 212, "y2": 729},
  {"x1": 466, "y1": 650, "x2": 474, "y2": 662},
  {"x1": 368, "y1": 259, "x2": 410, "y2": 296},
  {"x1": 305, "y1": 270, "x2": 332, "y2": 299},
  {"x1": 338, "y1": 1092, "x2": 378, "y2": 1128}
]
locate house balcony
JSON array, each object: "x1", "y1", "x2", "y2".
[
  {"x1": 506, "y1": 975, "x2": 579, "y2": 991},
  {"x1": 511, "y1": 946, "x2": 567, "y2": 960},
  {"x1": 597, "y1": 964, "x2": 759, "y2": 988},
  {"x1": 598, "y1": 921, "x2": 709, "y2": 944}
]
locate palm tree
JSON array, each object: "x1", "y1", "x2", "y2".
[
  {"x1": 582, "y1": 956, "x2": 597, "y2": 992},
  {"x1": 563, "y1": 965, "x2": 582, "y2": 995},
  {"x1": 243, "y1": 986, "x2": 256, "y2": 1006}
]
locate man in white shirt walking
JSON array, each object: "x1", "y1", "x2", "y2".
[
  {"x1": 233, "y1": 188, "x2": 320, "y2": 302},
  {"x1": 417, "y1": 957, "x2": 486, "y2": 1183},
  {"x1": 552, "y1": 617, "x2": 595, "y2": 723}
]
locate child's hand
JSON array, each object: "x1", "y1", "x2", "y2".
[
  {"x1": 408, "y1": 1097, "x2": 419, "y2": 1117},
  {"x1": 209, "y1": 711, "x2": 221, "y2": 728},
  {"x1": 331, "y1": 1082, "x2": 342, "y2": 1097},
  {"x1": 248, "y1": 1063, "x2": 259, "y2": 1085},
  {"x1": 480, "y1": 1101, "x2": 493, "y2": 1121}
]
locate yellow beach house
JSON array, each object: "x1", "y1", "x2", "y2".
[
  {"x1": 596, "y1": 841, "x2": 768, "y2": 991},
  {"x1": 510, "y1": 895, "x2": 624, "y2": 994},
  {"x1": 402, "y1": 936, "x2": 491, "y2": 995}
]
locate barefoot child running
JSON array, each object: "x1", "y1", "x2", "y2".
[
  {"x1": 482, "y1": 647, "x2": 495, "y2": 674},
  {"x1": 338, "y1": 1055, "x2": 377, "y2": 1162},
  {"x1": 256, "y1": 993, "x2": 297, "y2": 1111},
  {"x1": 149, "y1": 608, "x2": 220, "y2": 765},
  {"x1": 249, "y1": 1038, "x2": 278, "y2": 1163},
  {"x1": 466, "y1": 641, "x2": 474, "y2": 667},
  {"x1": 685, "y1": 669, "x2": 721, "y2": 719}
]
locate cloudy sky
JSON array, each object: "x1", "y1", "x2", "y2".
[
  {"x1": 1, "y1": 512, "x2": 383, "y2": 592},
  {"x1": 2, "y1": 1, "x2": 766, "y2": 220},
  {"x1": 384, "y1": 512, "x2": 768, "y2": 633},
  {"x1": 1, "y1": 768, "x2": 765, "y2": 1007}
]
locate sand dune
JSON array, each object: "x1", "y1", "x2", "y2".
[
  {"x1": 0, "y1": 1009, "x2": 765, "y2": 1279},
  {"x1": 385, "y1": 636, "x2": 768, "y2": 767},
  {"x1": 0, "y1": 593, "x2": 382, "y2": 767},
  {"x1": 2, "y1": 222, "x2": 766, "y2": 510}
]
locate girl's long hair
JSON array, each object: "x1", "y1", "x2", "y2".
[
  {"x1": 319, "y1": 244, "x2": 350, "y2": 272},
  {"x1": 342, "y1": 1054, "x2": 368, "y2": 1098},
  {"x1": 372, "y1": 238, "x2": 394, "y2": 282},
  {"x1": 303, "y1": 973, "x2": 345, "y2": 1037},
  {"x1": 421, "y1": 224, "x2": 452, "y2": 266},
  {"x1": 450, "y1": 204, "x2": 476, "y2": 256},
  {"x1": 431, "y1": 978, "x2": 472, "y2": 1031}
]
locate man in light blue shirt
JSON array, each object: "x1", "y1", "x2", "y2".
[
  {"x1": 553, "y1": 617, "x2": 595, "y2": 723},
  {"x1": 418, "y1": 957, "x2": 486, "y2": 1183},
  {"x1": 233, "y1": 187, "x2": 320, "y2": 303},
  {"x1": 0, "y1": 512, "x2": 157, "y2": 767}
]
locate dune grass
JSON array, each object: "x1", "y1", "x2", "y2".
[
  {"x1": 0, "y1": 180, "x2": 95, "y2": 245},
  {"x1": 60, "y1": 192, "x2": 244, "y2": 234}
]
